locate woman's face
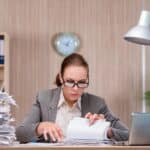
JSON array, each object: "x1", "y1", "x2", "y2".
[{"x1": 60, "y1": 65, "x2": 88, "y2": 106}]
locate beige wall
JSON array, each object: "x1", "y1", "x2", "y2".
[{"x1": 0, "y1": 0, "x2": 146, "y2": 126}]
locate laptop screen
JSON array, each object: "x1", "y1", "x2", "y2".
[{"x1": 129, "y1": 112, "x2": 150, "y2": 145}]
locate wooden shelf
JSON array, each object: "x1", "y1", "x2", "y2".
[
  {"x1": 0, "y1": 32, "x2": 9, "y2": 90},
  {"x1": 0, "y1": 68, "x2": 4, "y2": 80},
  {"x1": 0, "y1": 64, "x2": 4, "y2": 68}
]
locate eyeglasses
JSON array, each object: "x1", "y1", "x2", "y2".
[{"x1": 62, "y1": 78, "x2": 89, "y2": 88}]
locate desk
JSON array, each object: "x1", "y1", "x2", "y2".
[{"x1": 0, "y1": 144, "x2": 150, "y2": 150}]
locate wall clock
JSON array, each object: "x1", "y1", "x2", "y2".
[{"x1": 54, "y1": 32, "x2": 80, "y2": 56}]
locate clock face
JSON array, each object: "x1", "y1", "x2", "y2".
[{"x1": 54, "y1": 32, "x2": 80, "y2": 56}]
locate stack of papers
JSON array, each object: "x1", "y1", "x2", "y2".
[
  {"x1": 66, "y1": 117, "x2": 110, "y2": 144},
  {"x1": 0, "y1": 91, "x2": 17, "y2": 145}
]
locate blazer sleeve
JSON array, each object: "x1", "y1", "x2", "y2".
[
  {"x1": 99, "y1": 100, "x2": 129, "y2": 141},
  {"x1": 16, "y1": 94, "x2": 41, "y2": 143}
]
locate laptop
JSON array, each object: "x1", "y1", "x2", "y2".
[{"x1": 129, "y1": 112, "x2": 150, "y2": 145}]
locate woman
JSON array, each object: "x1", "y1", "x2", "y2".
[{"x1": 16, "y1": 53, "x2": 129, "y2": 143}]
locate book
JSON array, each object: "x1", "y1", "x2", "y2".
[{"x1": 0, "y1": 36, "x2": 4, "y2": 64}]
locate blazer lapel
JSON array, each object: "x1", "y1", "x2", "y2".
[
  {"x1": 81, "y1": 93, "x2": 90, "y2": 117},
  {"x1": 47, "y1": 88, "x2": 61, "y2": 122}
]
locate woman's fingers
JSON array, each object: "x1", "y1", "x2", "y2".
[
  {"x1": 56, "y1": 126, "x2": 64, "y2": 140},
  {"x1": 49, "y1": 128, "x2": 57, "y2": 142},
  {"x1": 85, "y1": 112, "x2": 105, "y2": 125},
  {"x1": 51, "y1": 125, "x2": 64, "y2": 141},
  {"x1": 99, "y1": 114, "x2": 104, "y2": 119},
  {"x1": 85, "y1": 112, "x2": 92, "y2": 119},
  {"x1": 89, "y1": 113, "x2": 100, "y2": 125},
  {"x1": 43, "y1": 130, "x2": 48, "y2": 141},
  {"x1": 37, "y1": 122, "x2": 64, "y2": 142}
]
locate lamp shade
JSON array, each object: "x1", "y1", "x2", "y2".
[{"x1": 124, "y1": 10, "x2": 150, "y2": 45}]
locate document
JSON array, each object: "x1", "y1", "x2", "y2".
[
  {"x1": 25, "y1": 117, "x2": 113, "y2": 146},
  {"x1": 0, "y1": 91, "x2": 17, "y2": 145},
  {"x1": 66, "y1": 117, "x2": 110, "y2": 143}
]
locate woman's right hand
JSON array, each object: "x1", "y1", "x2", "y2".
[{"x1": 36, "y1": 122, "x2": 64, "y2": 142}]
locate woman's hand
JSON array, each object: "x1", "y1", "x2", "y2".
[
  {"x1": 36, "y1": 122, "x2": 64, "y2": 142},
  {"x1": 107, "y1": 127, "x2": 113, "y2": 139},
  {"x1": 85, "y1": 112, "x2": 105, "y2": 125},
  {"x1": 85, "y1": 112, "x2": 113, "y2": 139}
]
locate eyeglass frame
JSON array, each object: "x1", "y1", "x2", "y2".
[{"x1": 62, "y1": 78, "x2": 89, "y2": 88}]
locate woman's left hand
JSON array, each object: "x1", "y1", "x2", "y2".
[{"x1": 85, "y1": 112, "x2": 105, "y2": 125}]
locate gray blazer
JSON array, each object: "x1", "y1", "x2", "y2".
[{"x1": 16, "y1": 88, "x2": 129, "y2": 143}]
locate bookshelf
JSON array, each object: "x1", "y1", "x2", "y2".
[{"x1": 0, "y1": 33, "x2": 9, "y2": 91}]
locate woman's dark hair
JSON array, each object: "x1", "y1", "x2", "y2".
[{"x1": 55, "y1": 53, "x2": 89, "y2": 86}]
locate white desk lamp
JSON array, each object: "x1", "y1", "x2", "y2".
[{"x1": 124, "y1": 10, "x2": 150, "y2": 112}]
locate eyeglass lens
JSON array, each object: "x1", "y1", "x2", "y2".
[{"x1": 63, "y1": 79, "x2": 88, "y2": 88}]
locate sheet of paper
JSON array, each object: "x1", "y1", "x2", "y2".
[{"x1": 66, "y1": 117, "x2": 110, "y2": 141}]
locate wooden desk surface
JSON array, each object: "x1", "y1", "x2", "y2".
[{"x1": 0, "y1": 144, "x2": 150, "y2": 150}]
